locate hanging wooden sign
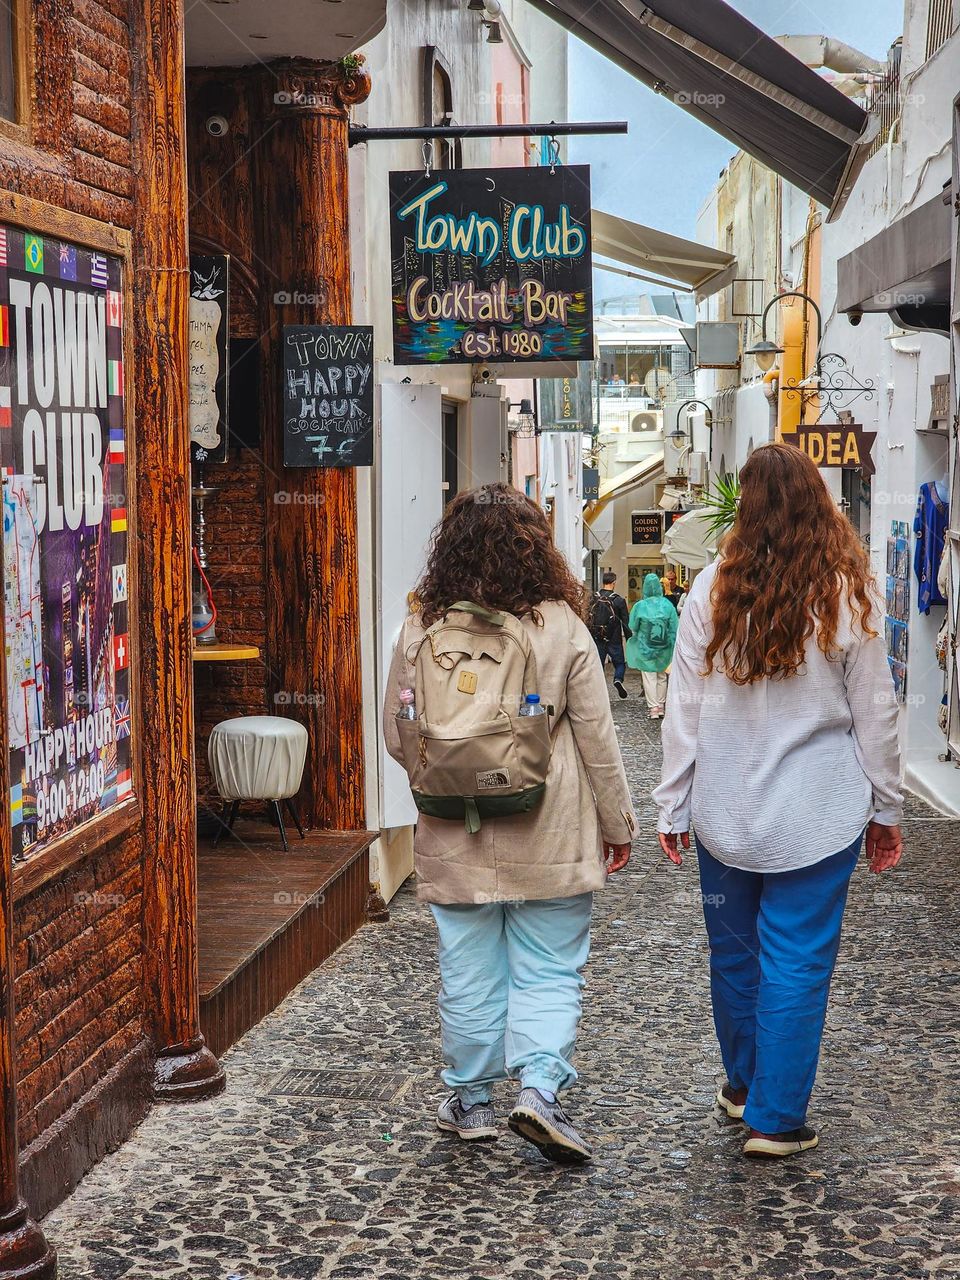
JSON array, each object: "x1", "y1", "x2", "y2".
[
  {"x1": 796, "y1": 423, "x2": 877, "y2": 478},
  {"x1": 282, "y1": 325, "x2": 374, "y2": 467},
  {"x1": 389, "y1": 165, "x2": 593, "y2": 366},
  {"x1": 189, "y1": 253, "x2": 229, "y2": 463}
]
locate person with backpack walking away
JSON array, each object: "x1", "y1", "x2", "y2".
[
  {"x1": 383, "y1": 484, "x2": 636, "y2": 1165},
  {"x1": 625, "y1": 572, "x2": 678, "y2": 718},
  {"x1": 654, "y1": 443, "x2": 903, "y2": 1159},
  {"x1": 590, "y1": 570, "x2": 631, "y2": 698}
]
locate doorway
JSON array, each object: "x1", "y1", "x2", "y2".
[{"x1": 442, "y1": 400, "x2": 460, "y2": 504}]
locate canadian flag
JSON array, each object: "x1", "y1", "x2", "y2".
[{"x1": 107, "y1": 290, "x2": 122, "y2": 328}]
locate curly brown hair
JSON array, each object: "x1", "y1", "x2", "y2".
[
  {"x1": 704, "y1": 442, "x2": 877, "y2": 685},
  {"x1": 416, "y1": 483, "x2": 586, "y2": 626}
]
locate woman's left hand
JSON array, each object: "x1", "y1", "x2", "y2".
[
  {"x1": 865, "y1": 820, "x2": 903, "y2": 873},
  {"x1": 604, "y1": 842, "x2": 631, "y2": 874}
]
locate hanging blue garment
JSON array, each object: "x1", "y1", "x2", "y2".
[{"x1": 913, "y1": 482, "x2": 948, "y2": 614}]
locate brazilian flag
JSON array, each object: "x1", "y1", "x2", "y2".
[{"x1": 25, "y1": 235, "x2": 44, "y2": 274}]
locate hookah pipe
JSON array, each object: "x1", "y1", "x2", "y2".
[{"x1": 192, "y1": 546, "x2": 217, "y2": 638}]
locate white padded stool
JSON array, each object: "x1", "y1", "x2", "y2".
[{"x1": 208, "y1": 715, "x2": 308, "y2": 852}]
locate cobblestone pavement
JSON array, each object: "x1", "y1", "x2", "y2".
[{"x1": 45, "y1": 672, "x2": 960, "y2": 1279}]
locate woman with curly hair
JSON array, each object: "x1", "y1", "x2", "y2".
[
  {"x1": 384, "y1": 483, "x2": 635, "y2": 1164},
  {"x1": 654, "y1": 442, "x2": 903, "y2": 1158}
]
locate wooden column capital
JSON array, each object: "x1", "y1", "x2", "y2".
[{"x1": 264, "y1": 58, "x2": 372, "y2": 119}]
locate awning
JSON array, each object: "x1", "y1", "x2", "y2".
[
  {"x1": 529, "y1": 0, "x2": 873, "y2": 214},
  {"x1": 585, "y1": 451, "x2": 665, "y2": 522},
  {"x1": 661, "y1": 509, "x2": 717, "y2": 570},
  {"x1": 592, "y1": 210, "x2": 736, "y2": 300},
  {"x1": 836, "y1": 189, "x2": 953, "y2": 333},
  {"x1": 185, "y1": 0, "x2": 386, "y2": 66}
]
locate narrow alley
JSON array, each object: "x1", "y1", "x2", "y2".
[{"x1": 44, "y1": 678, "x2": 960, "y2": 1280}]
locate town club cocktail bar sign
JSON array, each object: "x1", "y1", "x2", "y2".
[{"x1": 389, "y1": 165, "x2": 593, "y2": 365}]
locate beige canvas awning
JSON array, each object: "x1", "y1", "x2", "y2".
[
  {"x1": 592, "y1": 210, "x2": 736, "y2": 301},
  {"x1": 585, "y1": 451, "x2": 665, "y2": 523}
]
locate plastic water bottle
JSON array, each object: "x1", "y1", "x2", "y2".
[
  {"x1": 397, "y1": 688, "x2": 417, "y2": 720},
  {"x1": 519, "y1": 694, "x2": 546, "y2": 717}
]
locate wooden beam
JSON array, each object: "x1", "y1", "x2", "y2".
[
  {"x1": 131, "y1": 0, "x2": 224, "y2": 1100},
  {"x1": 252, "y1": 60, "x2": 371, "y2": 832}
]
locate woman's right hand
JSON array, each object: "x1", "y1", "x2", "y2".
[
  {"x1": 866, "y1": 821, "x2": 903, "y2": 873},
  {"x1": 658, "y1": 831, "x2": 690, "y2": 866}
]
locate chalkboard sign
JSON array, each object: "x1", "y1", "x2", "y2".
[
  {"x1": 189, "y1": 253, "x2": 229, "y2": 464},
  {"x1": 282, "y1": 326, "x2": 374, "y2": 468},
  {"x1": 631, "y1": 511, "x2": 663, "y2": 545},
  {"x1": 389, "y1": 165, "x2": 592, "y2": 366}
]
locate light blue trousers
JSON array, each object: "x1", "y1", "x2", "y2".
[{"x1": 429, "y1": 893, "x2": 593, "y2": 1107}]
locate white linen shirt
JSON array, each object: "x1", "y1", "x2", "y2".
[{"x1": 653, "y1": 560, "x2": 903, "y2": 872}]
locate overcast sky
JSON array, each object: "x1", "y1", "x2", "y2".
[{"x1": 566, "y1": 0, "x2": 906, "y2": 301}]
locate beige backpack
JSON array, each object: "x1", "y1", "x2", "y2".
[{"x1": 396, "y1": 602, "x2": 552, "y2": 834}]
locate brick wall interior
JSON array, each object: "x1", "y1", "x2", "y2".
[{"x1": 187, "y1": 69, "x2": 272, "y2": 809}]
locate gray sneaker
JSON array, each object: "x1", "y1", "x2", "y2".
[
  {"x1": 436, "y1": 1094, "x2": 498, "y2": 1142},
  {"x1": 508, "y1": 1088, "x2": 592, "y2": 1163}
]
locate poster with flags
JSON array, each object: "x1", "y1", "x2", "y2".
[{"x1": 0, "y1": 225, "x2": 134, "y2": 861}]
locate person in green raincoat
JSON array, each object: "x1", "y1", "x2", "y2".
[{"x1": 626, "y1": 572, "x2": 679, "y2": 719}]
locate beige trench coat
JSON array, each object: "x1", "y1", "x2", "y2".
[{"x1": 383, "y1": 600, "x2": 637, "y2": 905}]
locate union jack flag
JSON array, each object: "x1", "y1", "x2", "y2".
[{"x1": 114, "y1": 698, "x2": 131, "y2": 740}]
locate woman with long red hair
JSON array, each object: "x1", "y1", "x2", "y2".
[{"x1": 654, "y1": 442, "x2": 903, "y2": 1158}]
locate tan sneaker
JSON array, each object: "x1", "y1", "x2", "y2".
[
  {"x1": 743, "y1": 1125, "x2": 819, "y2": 1158},
  {"x1": 716, "y1": 1083, "x2": 747, "y2": 1120}
]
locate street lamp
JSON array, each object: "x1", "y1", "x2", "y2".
[
  {"x1": 667, "y1": 399, "x2": 713, "y2": 483},
  {"x1": 744, "y1": 290, "x2": 823, "y2": 378},
  {"x1": 508, "y1": 398, "x2": 538, "y2": 436}
]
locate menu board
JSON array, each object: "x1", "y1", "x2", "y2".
[
  {"x1": 189, "y1": 253, "x2": 229, "y2": 463},
  {"x1": 0, "y1": 226, "x2": 134, "y2": 860},
  {"x1": 282, "y1": 325, "x2": 374, "y2": 468}
]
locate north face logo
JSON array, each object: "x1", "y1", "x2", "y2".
[{"x1": 476, "y1": 769, "x2": 511, "y2": 790}]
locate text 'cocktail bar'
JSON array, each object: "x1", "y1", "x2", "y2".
[{"x1": 0, "y1": 2, "x2": 385, "y2": 1272}]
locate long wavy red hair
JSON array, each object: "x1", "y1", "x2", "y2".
[
  {"x1": 416, "y1": 483, "x2": 586, "y2": 626},
  {"x1": 705, "y1": 442, "x2": 877, "y2": 684}
]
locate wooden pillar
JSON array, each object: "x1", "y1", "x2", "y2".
[
  {"x1": 131, "y1": 0, "x2": 224, "y2": 1099},
  {"x1": 252, "y1": 60, "x2": 371, "y2": 832}
]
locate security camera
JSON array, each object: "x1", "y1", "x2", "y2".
[
  {"x1": 206, "y1": 115, "x2": 229, "y2": 138},
  {"x1": 847, "y1": 309, "x2": 863, "y2": 327},
  {"x1": 477, "y1": 366, "x2": 493, "y2": 382}
]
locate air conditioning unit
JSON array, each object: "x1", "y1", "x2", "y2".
[
  {"x1": 687, "y1": 451, "x2": 707, "y2": 487},
  {"x1": 630, "y1": 411, "x2": 661, "y2": 434},
  {"x1": 695, "y1": 321, "x2": 740, "y2": 369}
]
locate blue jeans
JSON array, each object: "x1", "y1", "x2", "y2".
[
  {"x1": 696, "y1": 834, "x2": 861, "y2": 1133},
  {"x1": 430, "y1": 893, "x2": 593, "y2": 1106},
  {"x1": 595, "y1": 638, "x2": 626, "y2": 682}
]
